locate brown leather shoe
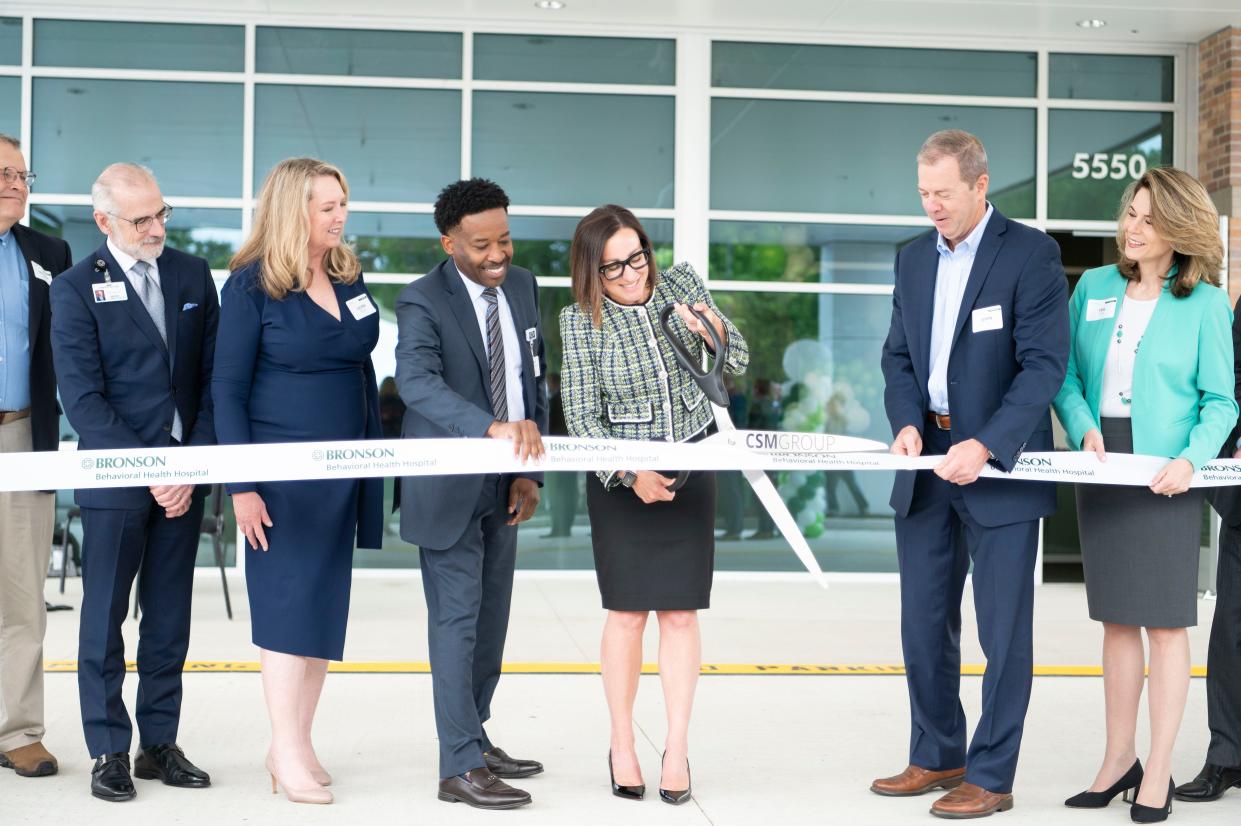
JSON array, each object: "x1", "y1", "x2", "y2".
[
  {"x1": 871, "y1": 764, "x2": 966, "y2": 796},
  {"x1": 930, "y1": 782, "x2": 1014, "y2": 819},
  {"x1": 0, "y1": 742, "x2": 59, "y2": 777},
  {"x1": 438, "y1": 767, "x2": 532, "y2": 809}
]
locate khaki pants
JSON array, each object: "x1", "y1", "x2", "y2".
[{"x1": 0, "y1": 416, "x2": 55, "y2": 752}]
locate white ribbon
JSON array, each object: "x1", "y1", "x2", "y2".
[{"x1": 2, "y1": 430, "x2": 1239, "y2": 493}]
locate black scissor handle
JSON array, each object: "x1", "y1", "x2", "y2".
[{"x1": 658, "y1": 302, "x2": 729, "y2": 408}]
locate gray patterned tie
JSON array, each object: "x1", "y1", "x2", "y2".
[
  {"x1": 132, "y1": 260, "x2": 182, "y2": 440},
  {"x1": 482, "y1": 287, "x2": 508, "y2": 422}
]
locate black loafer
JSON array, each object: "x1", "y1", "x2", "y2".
[
  {"x1": 1174, "y1": 763, "x2": 1241, "y2": 802},
  {"x1": 134, "y1": 743, "x2": 211, "y2": 788},
  {"x1": 91, "y1": 753, "x2": 136, "y2": 802},
  {"x1": 483, "y1": 746, "x2": 544, "y2": 779},
  {"x1": 438, "y1": 767, "x2": 532, "y2": 809}
]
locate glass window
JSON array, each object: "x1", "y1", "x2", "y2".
[
  {"x1": 253, "y1": 85, "x2": 460, "y2": 203},
  {"x1": 713, "y1": 42, "x2": 1036, "y2": 98},
  {"x1": 711, "y1": 98, "x2": 1035, "y2": 217},
  {"x1": 1050, "y1": 53, "x2": 1174, "y2": 103},
  {"x1": 33, "y1": 19, "x2": 243, "y2": 72},
  {"x1": 0, "y1": 77, "x2": 17, "y2": 139},
  {"x1": 30, "y1": 205, "x2": 243, "y2": 270},
  {"x1": 472, "y1": 92, "x2": 675, "y2": 208},
  {"x1": 474, "y1": 34, "x2": 674, "y2": 85},
  {"x1": 256, "y1": 26, "x2": 461, "y2": 78},
  {"x1": 0, "y1": 17, "x2": 20, "y2": 65},
  {"x1": 710, "y1": 222, "x2": 924, "y2": 284},
  {"x1": 32, "y1": 79, "x2": 243, "y2": 196},
  {"x1": 1048, "y1": 110, "x2": 1173, "y2": 221}
]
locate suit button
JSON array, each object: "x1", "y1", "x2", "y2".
[{"x1": 162, "y1": 425, "x2": 172, "y2": 432}]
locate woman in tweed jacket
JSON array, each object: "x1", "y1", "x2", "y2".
[{"x1": 559, "y1": 205, "x2": 747, "y2": 804}]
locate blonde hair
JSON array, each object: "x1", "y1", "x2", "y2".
[
  {"x1": 230, "y1": 157, "x2": 359, "y2": 299},
  {"x1": 1115, "y1": 167, "x2": 1222, "y2": 298},
  {"x1": 916, "y1": 130, "x2": 989, "y2": 185}
]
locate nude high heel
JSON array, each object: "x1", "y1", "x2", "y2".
[
  {"x1": 265, "y1": 755, "x2": 333, "y2": 804},
  {"x1": 267, "y1": 750, "x2": 331, "y2": 786}
]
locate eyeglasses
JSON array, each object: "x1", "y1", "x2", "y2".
[
  {"x1": 109, "y1": 204, "x2": 173, "y2": 233},
  {"x1": 598, "y1": 247, "x2": 651, "y2": 281},
  {"x1": 1, "y1": 167, "x2": 36, "y2": 187}
]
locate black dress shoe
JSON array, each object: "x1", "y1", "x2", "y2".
[
  {"x1": 91, "y1": 753, "x2": 136, "y2": 802},
  {"x1": 134, "y1": 743, "x2": 211, "y2": 788},
  {"x1": 1065, "y1": 759, "x2": 1143, "y2": 808},
  {"x1": 608, "y1": 750, "x2": 644, "y2": 800},
  {"x1": 659, "y1": 751, "x2": 691, "y2": 805},
  {"x1": 1174, "y1": 763, "x2": 1241, "y2": 802},
  {"x1": 483, "y1": 746, "x2": 544, "y2": 779},
  {"x1": 438, "y1": 767, "x2": 532, "y2": 809}
]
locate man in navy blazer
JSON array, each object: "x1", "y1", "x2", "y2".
[
  {"x1": 875, "y1": 131, "x2": 1069, "y2": 818},
  {"x1": 396, "y1": 178, "x2": 547, "y2": 810},
  {"x1": 50, "y1": 164, "x2": 218, "y2": 802},
  {"x1": 0, "y1": 134, "x2": 72, "y2": 780}
]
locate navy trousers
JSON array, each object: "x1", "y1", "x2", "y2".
[
  {"x1": 893, "y1": 426, "x2": 1038, "y2": 794},
  {"x1": 78, "y1": 497, "x2": 203, "y2": 757},
  {"x1": 420, "y1": 474, "x2": 518, "y2": 779}
]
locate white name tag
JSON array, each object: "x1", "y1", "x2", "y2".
[
  {"x1": 92, "y1": 281, "x2": 128, "y2": 303},
  {"x1": 971, "y1": 304, "x2": 1003, "y2": 333},
  {"x1": 31, "y1": 262, "x2": 53, "y2": 285},
  {"x1": 1085, "y1": 297, "x2": 1118, "y2": 322},
  {"x1": 525, "y1": 327, "x2": 541, "y2": 377},
  {"x1": 345, "y1": 293, "x2": 377, "y2": 320}
]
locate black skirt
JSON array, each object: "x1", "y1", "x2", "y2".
[{"x1": 586, "y1": 470, "x2": 716, "y2": 611}]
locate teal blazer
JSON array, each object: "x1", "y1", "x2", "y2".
[{"x1": 1053, "y1": 264, "x2": 1237, "y2": 469}]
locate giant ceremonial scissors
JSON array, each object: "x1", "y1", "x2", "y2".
[{"x1": 657, "y1": 303, "x2": 887, "y2": 588}]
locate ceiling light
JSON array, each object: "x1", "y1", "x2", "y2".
[
  {"x1": 1076, "y1": 18, "x2": 1107, "y2": 29},
  {"x1": 535, "y1": 1, "x2": 565, "y2": 9}
]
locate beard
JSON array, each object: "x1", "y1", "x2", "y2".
[{"x1": 115, "y1": 235, "x2": 165, "y2": 263}]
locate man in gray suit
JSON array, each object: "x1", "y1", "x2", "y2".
[
  {"x1": 1178, "y1": 299, "x2": 1241, "y2": 804},
  {"x1": 395, "y1": 178, "x2": 547, "y2": 810}
]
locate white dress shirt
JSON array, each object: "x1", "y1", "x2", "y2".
[
  {"x1": 454, "y1": 263, "x2": 526, "y2": 422},
  {"x1": 927, "y1": 204, "x2": 994, "y2": 414}
]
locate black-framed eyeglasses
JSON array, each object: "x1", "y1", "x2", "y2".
[
  {"x1": 1, "y1": 167, "x2": 36, "y2": 187},
  {"x1": 598, "y1": 247, "x2": 651, "y2": 281},
  {"x1": 109, "y1": 204, "x2": 173, "y2": 233}
]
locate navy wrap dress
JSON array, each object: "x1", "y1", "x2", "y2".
[{"x1": 212, "y1": 262, "x2": 383, "y2": 660}]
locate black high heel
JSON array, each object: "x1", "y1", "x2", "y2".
[
  {"x1": 608, "y1": 750, "x2": 644, "y2": 800},
  {"x1": 1065, "y1": 759, "x2": 1143, "y2": 808},
  {"x1": 659, "y1": 750, "x2": 691, "y2": 805},
  {"x1": 1130, "y1": 777, "x2": 1174, "y2": 824}
]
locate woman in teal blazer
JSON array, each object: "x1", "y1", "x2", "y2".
[{"x1": 1054, "y1": 167, "x2": 1236, "y2": 822}]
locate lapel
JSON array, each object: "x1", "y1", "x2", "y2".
[
  {"x1": 910, "y1": 235, "x2": 939, "y2": 382},
  {"x1": 12, "y1": 226, "x2": 47, "y2": 350},
  {"x1": 98, "y1": 244, "x2": 169, "y2": 363},
  {"x1": 948, "y1": 208, "x2": 1007, "y2": 351},
  {"x1": 440, "y1": 260, "x2": 490, "y2": 387},
  {"x1": 157, "y1": 251, "x2": 179, "y2": 371},
  {"x1": 504, "y1": 272, "x2": 536, "y2": 414}
]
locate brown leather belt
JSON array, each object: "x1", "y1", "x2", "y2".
[
  {"x1": 0, "y1": 407, "x2": 31, "y2": 424},
  {"x1": 928, "y1": 412, "x2": 951, "y2": 431}
]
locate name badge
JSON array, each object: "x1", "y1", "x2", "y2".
[
  {"x1": 31, "y1": 262, "x2": 53, "y2": 286},
  {"x1": 525, "y1": 327, "x2": 541, "y2": 377},
  {"x1": 345, "y1": 293, "x2": 377, "y2": 320},
  {"x1": 1085, "y1": 297, "x2": 1117, "y2": 322},
  {"x1": 92, "y1": 281, "x2": 128, "y2": 303},
  {"x1": 971, "y1": 304, "x2": 1003, "y2": 333}
]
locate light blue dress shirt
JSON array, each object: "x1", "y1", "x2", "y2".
[
  {"x1": 927, "y1": 204, "x2": 994, "y2": 414},
  {"x1": 0, "y1": 228, "x2": 31, "y2": 411}
]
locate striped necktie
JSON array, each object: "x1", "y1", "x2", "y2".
[{"x1": 482, "y1": 287, "x2": 508, "y2": 422}]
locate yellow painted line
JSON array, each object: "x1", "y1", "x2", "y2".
[{"x1": 42, "y1": 661, "x2": 1210, "y2": 677}]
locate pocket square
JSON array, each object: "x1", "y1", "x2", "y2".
[{"x1": 181, "y1": 302, "x2": 199, "y2": 311}]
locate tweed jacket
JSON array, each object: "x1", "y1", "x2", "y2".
[{"x1": 559, "y1": 261, "x2": 749, "y2": 487}]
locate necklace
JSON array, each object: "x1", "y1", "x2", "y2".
[{"x1": 1110, "y1": 297, "x2": 1155, "y2": 406}]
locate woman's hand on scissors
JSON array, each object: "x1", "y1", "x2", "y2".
[
  {"x1": 673, "y1": 301, "x2": 726, "y2": 349},
  {"x1": 632, "y1": 471, "x2": 677, "y2": 504}
]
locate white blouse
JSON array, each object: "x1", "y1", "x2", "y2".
[{"x1": 1099, "y1": 296, "x2": 1158, "y2": 418}]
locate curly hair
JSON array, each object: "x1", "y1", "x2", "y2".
[{"x1": 433, "y1": 178, "x2": 510, "y2": 235}]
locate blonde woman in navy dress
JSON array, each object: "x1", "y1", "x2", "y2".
[{"x1": 213, "y1": 158, "x2": 382, "y2": 805}]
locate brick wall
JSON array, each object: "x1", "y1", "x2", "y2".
[{"x1": 1198, "y1": 26, "x2": 1241, "y2": 303}]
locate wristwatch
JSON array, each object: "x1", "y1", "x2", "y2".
[{"x1": 618, "y1": 471, "x2": 638, "y2": 489}]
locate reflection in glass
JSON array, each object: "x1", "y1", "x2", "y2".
[
  {"x1": 711, "y1": 98, "x2": 1035, "y2": 217},
  {"x1": 709, "y1": 222, "x2": 924, "y2": 284},
  {"x1": 0, "y1": 17, "x2": 20, "y2": 65},
  {"x1": 1048, "y1": 110, "x2": 1173, "y2": 221},
  {"x1": 256, "y1": 26, "x2": 461, "y2": 78},
  {"x1": 713, "y1": 41, "x2": 1036, "y2": 98},
  {"x1": 0, "y1": 77, "x2": 17, "y2": 139},
  {"x1": 1050, "y1": 54, "x2": 1174, "y2": 103},
  {"x1": 34, "y1": 19, "x2": 243, "y2": 72},
  {"x1": 472, "y1": 92, "x2": 675, "y2": 208},
  {"x1": 474, "y1": 34, "x2": 674, "y2": 85},
  {"x1": 348, "y1": 212, "x2": 442, "y2": 275},
  {"x1": 32, "y1": 78, "x2": 243, "y2": 196},
  {"x1": 30, "y1": 205, "x2": 242, "y2": 270},
  {"x1": 254, "y1": 85, "x2": 460, "y2": 203}
]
